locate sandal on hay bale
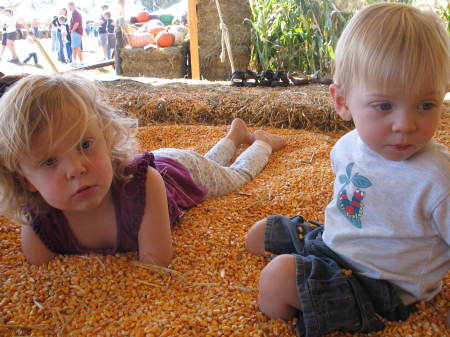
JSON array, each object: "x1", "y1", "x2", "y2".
[
  {"x1": 257, "y1": 70, "x2": 274, "y2": 86},
  {"x1": 288, "y1": 71, "x2": 310, "y2": 85},
  {"x1": 244, "y1": 70, "x2": 258, "y2": 87},
  {"x1": 310, "y1": 70, "x2": 333, "y2": 85},
  {"x1": 271, "y1": 70, "x2": 289, "y2": 87},
  {"x1": 230, "y1": 71, "x2": 246, "y2": 87}
]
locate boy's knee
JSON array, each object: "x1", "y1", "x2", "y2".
[
  {"x1": 245, "y1": 218, "x2": 267, "y2": 255},
  {"x1": 259, "y1": 254, "x2": 296, "y2": 292},
  {"x1": 258, "y1": 254, "x2": 299, "y2": 318}
]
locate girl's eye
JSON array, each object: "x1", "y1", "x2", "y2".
[
  {"x1": 80, "y1": 139, "x2": 93, "y2": 151},
  {"x1": 420, "y1": 102, "x2": 435, "y2": 111},
  {"x1": 377, "y1": 103, "x2": 392, "y2": 111},
  {"x1": 40, "y1": 158, "x2": 56, "y2": 167}
]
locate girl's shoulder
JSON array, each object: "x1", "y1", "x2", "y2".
[{"x1": 124, "y1": 152, "x2": 155, "y2": 178}]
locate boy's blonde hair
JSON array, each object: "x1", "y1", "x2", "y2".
[
  {"x1": 333, "y1": 3, "x2": 449, "y2": 95},
  {"x1": 0, "y1": 73, "x2": 137, "y2": 224}
]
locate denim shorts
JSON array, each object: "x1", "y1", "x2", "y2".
[
  {"x1": 71, "y1": 32, "x2": 82, "y2": 48},
  {"x1": 99, "y1": 33, "x2": 108, "y2": 48},
  {"x1": 264, "y1": 215, "x2": 416, "y2": 337},
  {"x1": 6, "y1": 31, "x2": 16, "y2": 41}
]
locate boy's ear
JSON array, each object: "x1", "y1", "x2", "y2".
[{"x1": 330, "y1": 84, "x2": 352, "y2": 121}]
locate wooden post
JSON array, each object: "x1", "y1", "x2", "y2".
[
  {"x1": 115, "y1": 0, "x2": 125, "y2": 75},
  {"x1": 32, "y1": 33, "x2": 59, "y2": 73},
  {"x1": 115, "y1": 24, "x2": 123, "y2": 75},
  {"x1": 188, "y1": 0, "x2": 200, "y2": 80}
]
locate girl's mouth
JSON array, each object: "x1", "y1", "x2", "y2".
[{"x1": 73, "y1": 185, "x2": 97, "y2": 199}]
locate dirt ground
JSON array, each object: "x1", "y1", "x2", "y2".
[{"x1": 0, "y1": 35, "x2": 114, "y2": 76}]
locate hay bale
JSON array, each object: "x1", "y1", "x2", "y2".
[
  {"x1": 103, "y1": 80, "x2": 352, "y2": 132},
  {"x1": 197, "y1": 0, "x2": 252, "y2": 80},
  {"x1": 120, "y1": 43, "x2": 189, "y2": 78}
]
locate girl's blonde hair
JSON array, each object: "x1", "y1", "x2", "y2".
[
  {"x1": 333, "y1": 3, "x2": 449, "y2": 95},
  {"x1": 0, "y1": 73, "x2": 137, "y2": 224}
]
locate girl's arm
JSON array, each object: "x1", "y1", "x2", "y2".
[
  {"x1": 21, "y1": 225, "x2": 56, "y2": 265},
  {"x1": 138, "y1": 166, "x2": 173, "y2": 267}
]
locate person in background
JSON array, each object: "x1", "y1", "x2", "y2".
[
  {"x1": 31, "y1": 19, "x2": 40, "y2": 39},
  {"x1": 99, "y1": 11, "x2": 115, "y2": 60},
  {"x1": 58, "y1": 15, "x2": 72, "y2": 64},
  {"x1": 50, "y1": 15, "x2": 59, "y2": 53},
  {"x1": 3, "y1": 8, "x2": 19, "y2": 64},
  {"x1": 52, "y1": 9, "x2": 66, "y2": 64},
  {"x1": 22, "y1": 33, "x2": 42, "y2": 68},
  {"x1": 106, "y1": 12, "x2": 116, "y2": 60},
  {"x1": 68, "y1": 1, "x2": 83, "y2": 67},
  {"x1": 97, "y1": 5, "x2": 110, "y2": 61},
  {"x1": 0, "y1": 6, "x2": 7, "y2": 62}
]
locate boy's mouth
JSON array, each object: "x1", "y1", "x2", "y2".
[{"x1": 390, "y1": 144, "x2": 412, "y2": 151}]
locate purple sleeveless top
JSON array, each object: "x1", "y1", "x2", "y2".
[{"x1": 31, "y1": 152, "x2": 208, "y2": 255}]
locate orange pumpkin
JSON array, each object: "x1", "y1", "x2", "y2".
[
  {"x1": 156, "y1": 31, "x2": 175, "y2": 48},
  {"x1": 136, "y1": 11, "x2": 150, "y2": 23},
  {"x1": 150, "y1": 26, "x2": 165, "y2": 37},
  {"x1": 127, "y1": 33, "x2": 155, "y2": 48}
]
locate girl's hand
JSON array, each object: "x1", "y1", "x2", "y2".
[{"x1": 138, "y1": 167, "x2": 173, "y2": 267}]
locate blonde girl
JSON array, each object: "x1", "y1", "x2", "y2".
[{"x1": 0, "y1": 73, "x2": 286, "y2": 266}]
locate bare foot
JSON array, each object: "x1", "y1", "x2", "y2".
[
  {"x1": 225, "y1": 118, "x2": 255, "y2": 147},
  {"x1": 253, "y1": 130, "x2": 287, "y2": 152}
]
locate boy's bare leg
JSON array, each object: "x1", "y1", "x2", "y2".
[
  {"x1": 245, "y1": 218, "x2": 267, "y2": 255},
  {"x1": 224, "y1": 118, "x2": 255, "y2": 148},
  {"x1": 258, "y1": 254, "x2": 302, "y2": 319}
]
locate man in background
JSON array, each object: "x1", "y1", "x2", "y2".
[{"x1": 68, "y1": 1, "x2": 83, "y2": 67}]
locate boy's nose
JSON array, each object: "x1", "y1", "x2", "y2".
[{"x1": 392, "y1": 110, "x2": 417, "y2": 133}]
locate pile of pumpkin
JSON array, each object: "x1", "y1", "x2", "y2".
[{"x1": 126, "y1": 11, "x2": 188, "y2": 49}]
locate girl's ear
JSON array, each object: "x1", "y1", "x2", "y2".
[
  {"x1": 330, "y1": 84, "x2": 352, "y2": 121},
  {"x1": 17, "y1": 175, "x2": 38, "y2": 193}
]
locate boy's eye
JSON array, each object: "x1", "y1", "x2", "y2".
[
  {"x1": 40, "y1": 158, "x2": 56, "y2": 167},
  {"x1": 420, "y1": 102, "x2": 435, "y2": 111},
  {"x1": 377, "y1": 103, "x2": 392, "y2": 111}
]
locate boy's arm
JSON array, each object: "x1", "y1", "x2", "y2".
[
  {"x1": 432, "y1": 195, "x2": 450, "y2": 245},
  {"x1": 137, "y1": 166, "x2": 173, "y2": 267},
  {"x1": 21, "y1": 225, "x2": 56, "y2": 265}
]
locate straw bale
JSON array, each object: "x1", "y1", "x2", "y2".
[
  {"x1": 103, "y1": 79, "x2": 351, "y2": 132},
  {"x1": 197, "y1": 0, "x2": 252, "y2": 80},
  {"x1": 120, "y1": 43, "x2": 189, "y2": 78},
  {"x1": 1, "y1": 122, "x2": 448, "y2": 336}
]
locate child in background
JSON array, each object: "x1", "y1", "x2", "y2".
[
  {"x1": 22, "y1": 34, "x2": 42, "y2": 68},
  {"x1": 58, "y1": 15, "x2": 72, "y2": 64},
  {"x1": 0, "y1": 73, "x2": 286, "y2": 267},
  {"x1": 245, "y1": 3, "x2": 449, "y2": 337}
]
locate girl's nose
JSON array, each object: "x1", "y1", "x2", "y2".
[
  {"x1": 392, "y1": 110, "x2": 417, "y2": 134},
  {"x1": 65, "y1": 153, "x2": 87, "y2": 179}
]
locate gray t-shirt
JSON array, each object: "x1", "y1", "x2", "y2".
[{"x1": 323, "y1": 130, "x2": 449, "y2": 305}]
